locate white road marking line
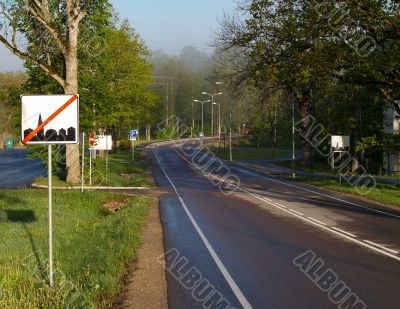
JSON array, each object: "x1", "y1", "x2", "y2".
[
  {"x1": 172, "y1": 147, "x2": 400, "y2": 262},
  {"x1": 307, "y1": 217, "x2": 327, "y2": 226},
  {"x1": 230, "y1": 166, "x2": 400, "y2": 220},
  {"x1": 238, "y1": 185, "x2": 400, "y2": 262},
  {"x1": 153, "y1": 150, "x2": 253, "y2": 309},
  {"x1": 273, "y1": 202, "x2": 287, "y2": 209},
  {"x1": 364, "y1": 240, "x2": 399, "y2": 254},
  {"x1": 288, "y1": 209, "x2": 304, "y2": 216},
  {"x1": 331, "y1": 227, "x2": 357, "y2": 238}
]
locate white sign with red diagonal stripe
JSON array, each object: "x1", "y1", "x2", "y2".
[{"x1": 21, "y1": 94, "x2": 79, "y2": 144}]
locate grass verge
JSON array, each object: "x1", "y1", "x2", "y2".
[
  {"x1": 0, "y1": 189, "x2": 150, "y2": 308},
  {"x1": 289, "y1": 176, "x2": 400, "y2": 207},
  {"x1": 208, "y1": 144, "x2": 292, "y2": 161},
  {"x1": 35, "y1": 148, "x2": 151, "y2": 187}
]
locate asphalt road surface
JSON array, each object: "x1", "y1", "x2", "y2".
[
  {"x1": 0, "y1": 149, "x2": 45, "y2": 189},
  {"x1": 150, "y1": 140, "x2": 400, "y2": 309}
]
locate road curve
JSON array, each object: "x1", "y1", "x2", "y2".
[{"x1": 150, "y1": 140, "x2": 400, "y2": 309}]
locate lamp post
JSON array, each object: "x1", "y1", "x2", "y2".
[
  {"x1": 193, "y1": 99, "x2": 211, "y2": 134},
  {"x1": 202, "y1": 91, "x2": 223, "y2": 137},
  {"x1": 291, "y1": 91, "x2": 296, "y2": 178},
  {"x1": 213, "y1": 102, "x2": 221, "y2": 147}
]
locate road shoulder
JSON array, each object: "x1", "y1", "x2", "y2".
[{"x1": 119, "y1": 197, "x2": 167, "y2": 309}]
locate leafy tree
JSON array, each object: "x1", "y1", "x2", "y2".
[
  {"x1": 214, "y1": 0, "x2": 350, "y2": 165},
  {"x1": 335, "y1": 0, "x2": 400, "y2": 113},
  {"x1": 79, "y1": 19, "x2": 156, "y2": 137},
  {"x1": 0, "y1": 0, "x2": 105, "y2": 182},
  {"x1": 0, "y1": 72, "x2": 27, "y2": 147}
]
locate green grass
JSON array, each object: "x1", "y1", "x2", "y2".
[
  {"x1": 277, "y1": 159, "x2": 334, "y2": 174},
  {"x1": 289, "y1": 176, "x2": 400, "y2": 207},
  {"x1": 35, "y1": 149, "x2": 151, "y2": 187},
  {"x1": 0, "y1": 189, "x2": 150, "y2": 308},
  {"x1": 208, "y1": 144, "x2": 292, "y2": 161}
]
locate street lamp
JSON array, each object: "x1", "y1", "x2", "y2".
[
  {"x1": 291, "y1": 91, "x2": 296, "y2": 178},
  {"x1": 213, "y1": 102, "x2": 221, "y2": 146},
  {"x1": 193, "y1": 99, "x2": 211, "y2": 134},
  {"x1": 202, "y1": 91, "x2": 223, "y2": 137}
]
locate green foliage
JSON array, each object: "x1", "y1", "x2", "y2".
[
  {"x1": 79, "y1": 18, "x2": 157, "y2": 134},
  {"x1": 355, "y1": 136, "x2": 383, "y2": 154}
]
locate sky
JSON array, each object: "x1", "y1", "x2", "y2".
[{"x1": 0, "y1": 0, "x2": 237, "y2": 72}]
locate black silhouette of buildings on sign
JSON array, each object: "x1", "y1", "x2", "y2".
[{"x1": 23, "y1": 113, "x2": 76, "y2": 142}]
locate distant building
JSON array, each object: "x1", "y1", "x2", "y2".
[
  {"x1": 239, "y1": 123, "x2": 252, "y2": 135},
  {"x1": 383, "y1": 104, "x2": 400, "y2": 173}
]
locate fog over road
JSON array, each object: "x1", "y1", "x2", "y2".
[{"x1": 151, "y1": 140, "x2": 400, "y2": 309}]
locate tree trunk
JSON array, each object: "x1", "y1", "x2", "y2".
[
  {"x1": 64, "y1": 29, "x2": 81, "y2": 183},
  {"x1": 299, "y1": 94, "x2": 313, "y2": 166}
]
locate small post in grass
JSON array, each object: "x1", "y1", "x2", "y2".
[
  {"x1": 89, "y1": 147, "x2": 92, "y2": 186},
  {"x1": 81, "y1": 132, "x2": 85, "y2": 192},
  {"x1": 48, "y1": 144, "x2": 53, "y2": 288}
]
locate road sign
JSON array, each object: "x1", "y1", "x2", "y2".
[
  {"x1": 21, "y1": 95, "x2": 79, "y2": 144},
  {"x1": 199, "y1": 131, "x2": 204, "y2": 138},
  {"x1": 93, "y1": 135, "x2": 112, "y2": 150},
  {"x1": 21, "y1": 94, "x2": 79, "y2": 288},
  {"x1": 130, "y1": 129, "x2": 138, "y2": 141},
  {"x1": 89, "y1": 133, "x2": 95, "y2": 146}
]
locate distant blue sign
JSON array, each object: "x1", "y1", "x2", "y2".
[{"x1": 129, "y1": 129, "x2": 138, "y2": 141}]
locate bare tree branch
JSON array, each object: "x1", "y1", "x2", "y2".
[
  {"x1": 22, "y1": 0, "x2": 68, "y2": 55},
  {"x1": 0, "y1": 33, "x2": 65, "y2": 87}
]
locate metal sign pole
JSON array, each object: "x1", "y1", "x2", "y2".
[
  {"x1": 89, "y1": 147, "x2": 92, "y2": 186},
  {"x1": 81, "y1": 133, "x2": 85, "y2": 192},
  {"x1": 132, "y1": 140, "x2": 135, "y2": 161},
  {"x1": 48, "y1": 144, "x2": 53, "y2": 288}
]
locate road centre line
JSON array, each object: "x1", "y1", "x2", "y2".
[
  {"x1": 363, "y1": 240, "x2": 399, "y2": 254},
  {"x1": 171, "y1": 147, "x2": 400, "y2": 262},
  {"x1": 288, "y1": 209, "x2": 305, "y2": 216},
  {"x1": 331, "y1": 227, "x2": 357, "y2": 238},
  {"x1": 307, "y1": 217, "x2": 327, "y2": 226},
  {"x1": 153, "y1": 150, "x2": 253, "y2": 309}
]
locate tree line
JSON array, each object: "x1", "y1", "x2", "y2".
[{"x1": 211, "y1": 0, "x2": 400, "y2": 171}]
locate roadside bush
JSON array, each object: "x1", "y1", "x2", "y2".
[{"x1": 118, "y1": 140, "x2": 132, "y2": 150}]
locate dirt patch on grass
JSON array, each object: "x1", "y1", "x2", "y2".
[{"x1": 118, "y1": 197, "x2": 167, "y2": 309}]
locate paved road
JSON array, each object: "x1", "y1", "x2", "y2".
[
  {"x1": 0, "y1": 149, "x2": 45, "y2": 189},
  {"x1": 150, "y1": 140, "x2": 400, "y2": 309}
]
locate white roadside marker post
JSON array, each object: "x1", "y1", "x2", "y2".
[
  {"x1": 106, "y1": 135, "x2": 109, "y2": 184},
  {"x1": 81, "y1": 132, "x2": 85, "y2": 192},
  {"x1": 89, "y1": 147, "x2": 92, "y2": 186}
]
